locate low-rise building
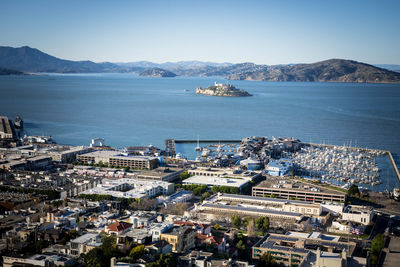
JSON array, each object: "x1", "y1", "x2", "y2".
[
  {"x1": 188, "y1": 167, "x2": 261, "y2": 181},
  {"x1": 183, "y1": 175, "x2": 249, "y2": 191},
  {"x1": 158, "y1": 190, "x2": 193, "y2": 205},
  {"x1": 179, "y1": 251, "x2": 255, "y2": 267},
  {"x1": 77, "y1": 150, "x2": 159, "y2": 170},
  {"x1": 342, "y1": 205, "x2": 374, "y2": 225},
  {"x1": 120, "y1": 229, "x2": 151, "y2": 244},
  {"x1": 137, "y1": 167, "x2": 183, "y2": 182},
  {"x1": 316, "y1": 249, "x2": 347, "y2": 267},
  {"x1": 3, "y1": 254, "x2": 76, "y2": 267},
  {"x1": 192, "y1": 193, "x2": 307, "y2": 223},
  {"x1": 266, "y1": 158, "x2": 293, "y2": 176},
  {"x1": 129, "y1": 212, "x2": 157, "y2": 228},
  {"x1": 321, "y1": 202, "x2": 344, "y2": 216},
  {"x1": 252, "y1": 179, "x2": 346, "y2": 203},
  {"x1": 0, "y1": 155, "x2": 52, "y2": 171},
  {"x1": 49, "y1": 146, "x2": 92, "y2": 163},
  {"x1": 146, "y1": 240, "x2": 172, "y2": 255},
  {"x1": 70, "y1": 233, "x2": 101, "y2": 256},
  {"x1": 105, "y1": 221, "x2": 133, "y2": 236},
  {"x1": 150, "y1": 222, "x2": 174, "y2": 241},
  {"x1": 252, "y1": 231, "x2": 357, "y2": 267},
  {"x1": 80, "y1": 178, "x2": 174, "y2": 199},
  {"x1": 191, "y1": 193, "x2": 333, "y2": 224},
  {"x1": 160, "y1": 226, "x2": 196, "y2": 253}
]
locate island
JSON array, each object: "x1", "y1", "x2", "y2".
[
  {"x1": 139, "y1": 67, "x2": 177, "y2": 77},
  {"x1": 0, "y1": 67, "x2": 24, "y2": 75},
  {"x1": 195, "y1": 82, "x2": 252, "y2": 97}
]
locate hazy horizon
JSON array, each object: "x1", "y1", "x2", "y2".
[{"x1": 1, "y1": 0, "x2": 400, "y2": 65}]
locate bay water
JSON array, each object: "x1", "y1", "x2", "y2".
[{"x1": 1, "y1": 73, "x2": 399, "y2": 190}]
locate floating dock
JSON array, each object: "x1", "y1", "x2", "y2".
[{"x1": 307, "y1": 142, "x2": 400, "y2": 183}]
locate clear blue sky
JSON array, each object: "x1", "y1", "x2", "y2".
[{"x1": 0, "y1": 0, "x2": 399, "y2": 64}]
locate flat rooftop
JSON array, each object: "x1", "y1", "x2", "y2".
[
  {"x1": 214, "y1": 193, "x2": 318, "y2": 206},
  {"x1": 343, "y1": 205, "x2": 374, "y2": 214},
  {"x1": 183, "y1": 175, "x2": 249, "y2": 188},
  {"x1": 189, "y1": 167, "x2": 260, "y2": 180},
  {"x1": 201, "y1": 203, "x2": 303, "y2": 217},
  {"x1": 71, "y1": 233, "x2": 98, "y2": 244},
  {"x1": 79, "y1": 150, "x2": 156, "y2": 160},
  {"x1": 254, "y1": 178, "x2": 346, "y2": 196},
  {"x1": 138, "y1": 167, "x2": 183, "y2": 177},
  {"x1": 255, "y1": 232, "x2": 352, "y2": 253}
]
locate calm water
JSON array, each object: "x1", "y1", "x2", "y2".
[{"x1": 1, "y1": 73, "x2": 399, "y2": 190}]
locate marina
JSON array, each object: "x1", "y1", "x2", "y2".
[{"x1": 174, "y1": 138, "x2": 400, "y2": 192}]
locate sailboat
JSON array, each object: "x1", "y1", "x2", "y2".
[{"x1": 195, "y1": 136, "x2": 201, "y2": 152}]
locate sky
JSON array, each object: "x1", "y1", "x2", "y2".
[{"x1": 0, "y1": 0, "x2": 399, "y2": 65}]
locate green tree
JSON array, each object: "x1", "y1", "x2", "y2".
[
  {"x1": 231, "y1": 215, "x2": 242, "y2": 228},
  {"x1": 255, "y1": 216, "x2": 270, "y2": 234},
  {"x1": 259, "y1": 252, "x2": 278, "y2": 267},
  {"x1": 348, "y1": 184, "x2": 360, "y2": 197},
  {"x1": 180, "y1": 171, "x2": 190, "y2": 180},
  {"x1": 101, "y1": 234, "x2": 117, "y2": 259},
  {"x1": 236, "y1": 239, "x2": 246, "y2": 251},
  {"x1": 192, "y1": 185, "x2": 207, "y2": 196},
  {"x1": 129, "y1": 245, "x2": 145, "y2": 261},
  {"x1": 370, "y1": 234, "x2": 385, "y2": 267},
  {"x1": 146, "y1": 253, "x2": 177, "y2": 267},
  {"x1": 200, "y1": 191, "x2": 212, "y2": 202},
  {"x1": 84, "y1": 247, "x2": 107, "y2": 267}
]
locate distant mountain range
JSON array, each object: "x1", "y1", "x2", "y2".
[
  {"x1": 374, "y1": 64, "x2": 400, "y2": 72},
  {"x1": 0, "y1": 45, "x2": 399, "y2": 83},
  {"x1": 115, "y1": 60, "x2": 232, "y2": 68},
  {"x1": 226, "y1": 59, "x2": 400, "y2": 83},
  {"x1": 0, "y1": 46, "x2": 139, "y2": 73}
]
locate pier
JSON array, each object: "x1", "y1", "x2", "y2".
[
  {"x1": 388, "y1": 151, "x2": 400, "y2": 183},
  {"x1": 306, "y1": 142, "x2": 386, "y2": 154},
  {"x1": 174, "y1": 139, "x2": 241, "y2": 144},
  {"x1": 165, "y1": 139, "x2": 241, "y2": 156}
]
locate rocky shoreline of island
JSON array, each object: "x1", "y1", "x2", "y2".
[{"x1": 195, "y1": 82, "x2": 252, "y2": 97}]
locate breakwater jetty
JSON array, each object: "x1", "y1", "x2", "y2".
[{"x1": 388, "y1": 151, "x2": 400, "y2": 183}]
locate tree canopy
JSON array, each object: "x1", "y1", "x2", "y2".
[
  {"x1": 370, "y1": 234, "x2": 385, "y2": 267},
  {"x1": 259, "y1": 252, "x2": 278, "y2": 267},
  {"x1": 348, "y1": 184, "x2": 360, "y2": 197},
  {"x1": 231, "y1": 215, "x2": 242, "y2": 228},
  {"x1": 255, "y1": 216, "x2": 270, "y2": 234}
]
